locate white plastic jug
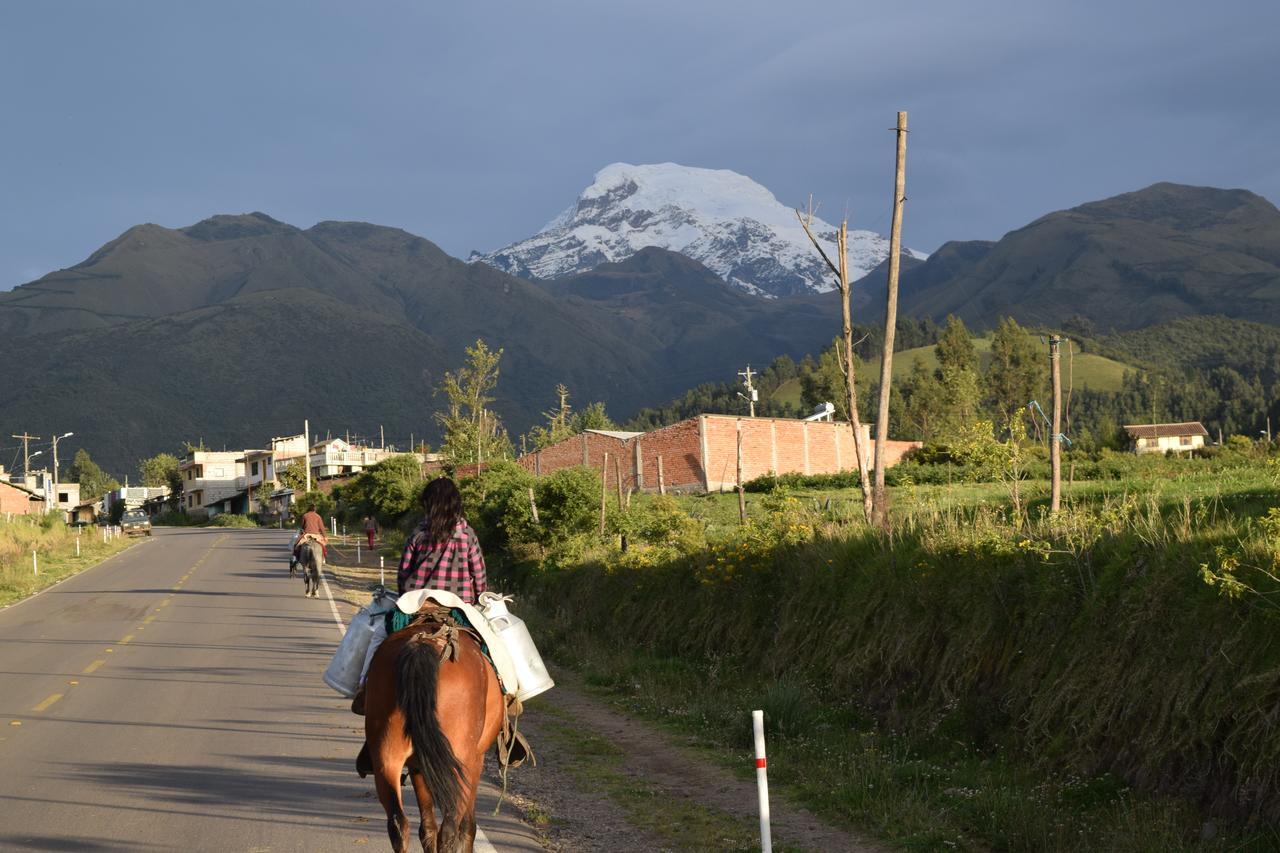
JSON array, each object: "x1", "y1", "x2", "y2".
[
  {"x1": 479, "y1": 592, "x2": 555, "y2": 702},
  {"x1": 323, "y1": 593, "x2": 395, "y2": 697}
]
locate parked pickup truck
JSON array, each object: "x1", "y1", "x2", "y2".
[{"x1": 121, "y1": 509, "x2": 153, "y2": 537}]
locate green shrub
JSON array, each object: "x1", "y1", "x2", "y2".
[
  {"x1": 533, "y1": 466, "x2": 602, "y2": 545},
  {"x1": 153, "y1": 510, "x2": 197, "y2": 526},
  {"x1": 289, "y1": 490, "x2": 335, "y2": 522},
  {"x1": 206, "y1": 513, "x2": 257, "y2": 528},
  {"x1": 459, "y1": 461, "x2": 536, "y2": 548}
]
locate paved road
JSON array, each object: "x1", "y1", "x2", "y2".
[{"x1": 0, "y1": 528, "x2": 541, "y2": 852}]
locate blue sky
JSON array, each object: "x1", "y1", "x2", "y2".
[{"x1": 2, "y1": 0, "x2": 1277, "y2": 288}]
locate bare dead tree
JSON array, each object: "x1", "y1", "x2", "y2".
[{"x1": 797, "y1": 199, "x2": 873, "y2": 522}]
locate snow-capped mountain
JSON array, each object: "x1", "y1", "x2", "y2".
[{"x1": 473, "y1": 162, "x2": 926, "y2": 298}]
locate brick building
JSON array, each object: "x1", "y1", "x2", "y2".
[
  {"x1": 0, "y1": 479, "x2": 45, "y2": 516},
  {"x1": 518, "y1": 416, "x2": 921, "y2": 493}
]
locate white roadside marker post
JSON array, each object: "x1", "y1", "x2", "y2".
[
  {"x1": 380, "y1": 556, "x2": 385, "y2": 586},
  {"x1": 753, "y1": 709, "x2": 772, "y2": 853},
  {"x1": 356, "y1": 541, "x2": 361, "y2": 563},
  {"x1": 33, "y1": 550, "x2": 38, "y2": 575}
]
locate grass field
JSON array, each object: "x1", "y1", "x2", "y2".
[
  {"x1": 496, "y1": 458, "x2": 1280, "y2": 851},
  {"x1": 0, "y1": 517, "x2": 136, "y2": 606},
  {"x1": 768, "y1": 333, "x2": 1135, "y2": 409}
]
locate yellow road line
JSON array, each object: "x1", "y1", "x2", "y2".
[
  {"x1": 31, "y1": 694, "x2": 62, "y2": 713},
  {"x1": 157, "y1": 601, "x2": 169, "y2": 609},
  {"x1": 142, "y1": 614, "x2": 156, "y2": 624},
  {"x1": 120, "y1": 635, "x2": 134, "y2": 644},
  {"x1": 82, "y1": 660, "x2": 106, "y2": 674}
]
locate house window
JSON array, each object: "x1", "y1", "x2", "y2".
[
  {"x1": 251, "y1": 461, "x2": 259, "y2": 476},
  {"x1": 1180, "y1": 436, "x2": 1192, "y2": 446},
  {"x1": 58, "y1": 492, "x2": 69, "y2": 503},
  {"x1": 195, "y1": 465, "x2": 204, "y2": 478}
]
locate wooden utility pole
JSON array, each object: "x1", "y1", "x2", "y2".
[
  {"x1": 1049, "y1": 335, "x2": 1063, "y2": 513},
  {"x1": 739, "y1": 366, "x2": 758, "y2": 418},
  {"x1": 737, "y1": 425, "x2": 747, "y2": 525},
  {"x1": 599, "y1": 453, "x2": 609, "y2": 536},
  {"x1": 614, "y1": 454, "x2": 624, "y2": 511},
  {"x1": 657, "y1": 455, "x2": 666, "y2": 495},
  {"x1": 872, "y1": 111, "x2": 908, "y2": 528},
  {"x1": 797, "y1": 204, "x2": 873, "y2": 522},
  {"x1": 11, "y1": 433, "x2": 40, "y2": 475},
  {"x1": 380, "y1": 424, "x2": 385, "y2": 450},
  {"x1": 303, "y1": 419, "x2": 311, "y2": 493}
]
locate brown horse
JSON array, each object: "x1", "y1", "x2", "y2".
[{"x1": 364, "y1": 616, "x2": 504, "y2": 853}]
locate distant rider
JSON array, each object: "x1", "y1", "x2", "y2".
[{"x1": 293, "y1": 503, "x2": 328, "y2": 566}]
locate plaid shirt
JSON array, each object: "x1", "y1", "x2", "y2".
[{"x1": 397, "y1": 519, "x2": 487, "y2": 603}]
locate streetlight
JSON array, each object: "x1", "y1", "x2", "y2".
[{"x1": 50, "y1": 432, "x2": 74, "y2": 512}]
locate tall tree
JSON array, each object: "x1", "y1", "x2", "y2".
[
  {"x1": 985, "y1": 317, "x2": 1043, "y2": 423},
  {"x1": 70, "y1": 448, "x2": 119, "y2": 500},
  {"x1": 900, "y1": 357, "x2": 946, "y2": 443},
  {"x1": 527, "y1": 384, "x2": 576, "y2": 450},
  {"x1": 935, "y1": 315, "x2": 980, "y2": 438},
  {"x1": 138, "y1": 452, "x2": 184, "y2": 508},
  {"x1": 435, "y1": 339, "x2": 513, "y2": 465},
  {"x1": 569, "y1": 401, "x2": 618, "y2": 433},
  {"x1": 798, "y1": 203, "x2": 874, "y2": 521}
]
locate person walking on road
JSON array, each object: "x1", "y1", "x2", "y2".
[{"x1": 362, "y1": 514, "x2": 378, "y2": 550}]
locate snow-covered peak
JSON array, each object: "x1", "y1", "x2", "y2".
[{"x1": 474, "y1": 162, "x2": 926, "y2": 297}]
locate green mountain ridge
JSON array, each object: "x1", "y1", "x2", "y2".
[
  {"x1": 1, "y1": 217, "x2": 838, "y2": 474},
  {"x1": 890, "y1": 182, "x2": 1280, "y2": 330}
]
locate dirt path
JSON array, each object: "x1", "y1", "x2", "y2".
[{"x1": 490, "y1": 670, "x2": 884, "y2": 853}]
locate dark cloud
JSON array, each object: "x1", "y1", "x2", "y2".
[{"x1": 2, "y1": 0, "x2": 1276, "y2": 287}]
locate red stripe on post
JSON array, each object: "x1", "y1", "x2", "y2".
[{"x1": 755, "y1": 758, "x2": 767, "y2": 769}]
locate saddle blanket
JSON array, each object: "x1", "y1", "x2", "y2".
[{"x1": 394, "y1": 589, "x2": 520, "y2": 697}]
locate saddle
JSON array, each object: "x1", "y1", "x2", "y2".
[{"x1": 398, "y1": 603, "x2": 534, "y2": 773}]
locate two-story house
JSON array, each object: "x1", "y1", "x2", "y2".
[{"x1": 179, "y1": 450, "x2": 246, "y2": 518}]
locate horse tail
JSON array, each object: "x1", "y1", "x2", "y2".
[{"x1": 396, "y1": 634, "x2": 466, "y2": 821}]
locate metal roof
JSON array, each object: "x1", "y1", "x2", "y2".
[
  {"x1": 1123, "y1": 422, "x2": 1209, "y2": 439},
  {"x1": 585, "y1": 429, "x2": 643, "y2": 441}
]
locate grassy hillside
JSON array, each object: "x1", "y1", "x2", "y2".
[
  {"x1": 886, "y1": 334, "x2": 1132, "y2": 392},
  {"x1": 766, "y1": 331, "x2": 1134, "y2": 414},
  {"x1": 0, "y1": 219, "x2": 837, "y2": 474},
  {"x1": 894, "y1": 183, "x2": 1280, "y2": 331}
]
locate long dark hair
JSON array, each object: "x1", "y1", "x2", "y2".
[{"x1": 419, "y1": 477, "x2": 462, "y2": 545}]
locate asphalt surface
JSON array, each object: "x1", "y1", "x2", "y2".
[{"x1": 0, "y1": 527, "x2": 542, "y2": 852}]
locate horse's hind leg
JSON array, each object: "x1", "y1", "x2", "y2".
[
  {"x1": 375, "y1": 767, "x2": 413, "y2": 853},
  {"x1": 408, "y1": 766, "x2": 438, "y2": 853},
  {"x1": 437, "y1": 755, "x2": 483, "y2": 853}
]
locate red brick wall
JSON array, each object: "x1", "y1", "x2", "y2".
[
  {"x1": 0, "y1": 482, "x2": 41, "y2": 515},
  {"x1": 635, "y1": 419, "x2": 704, "y2": 491},
  {"x1": 518, "y1": 433, "x2": 637, "y2": 489},
  {"x1": 699, "y1": 416, "x2": 919, "y2": 491},
  {"x1": 513, "y1": 416, "x2": 921, "y2": 493}
]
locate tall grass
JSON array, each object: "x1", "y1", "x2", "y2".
[
  {"x1": 499, "y1": 467, "x2": 1280, "y2": 847},
  {"x1": 0, "y1": 516, "x2": 134, "y2": 605}
]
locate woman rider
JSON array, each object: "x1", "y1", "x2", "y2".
[{"x1": 350, "y1": 477, "x2": 487, "y2": 715}]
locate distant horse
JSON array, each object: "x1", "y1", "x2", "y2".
[
  {"x1": 298, "y1": 538, "x2": 323, "y2": 598},
  {"x1": 364, "y1": 612, "x2": 503, "y2": 853}
]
